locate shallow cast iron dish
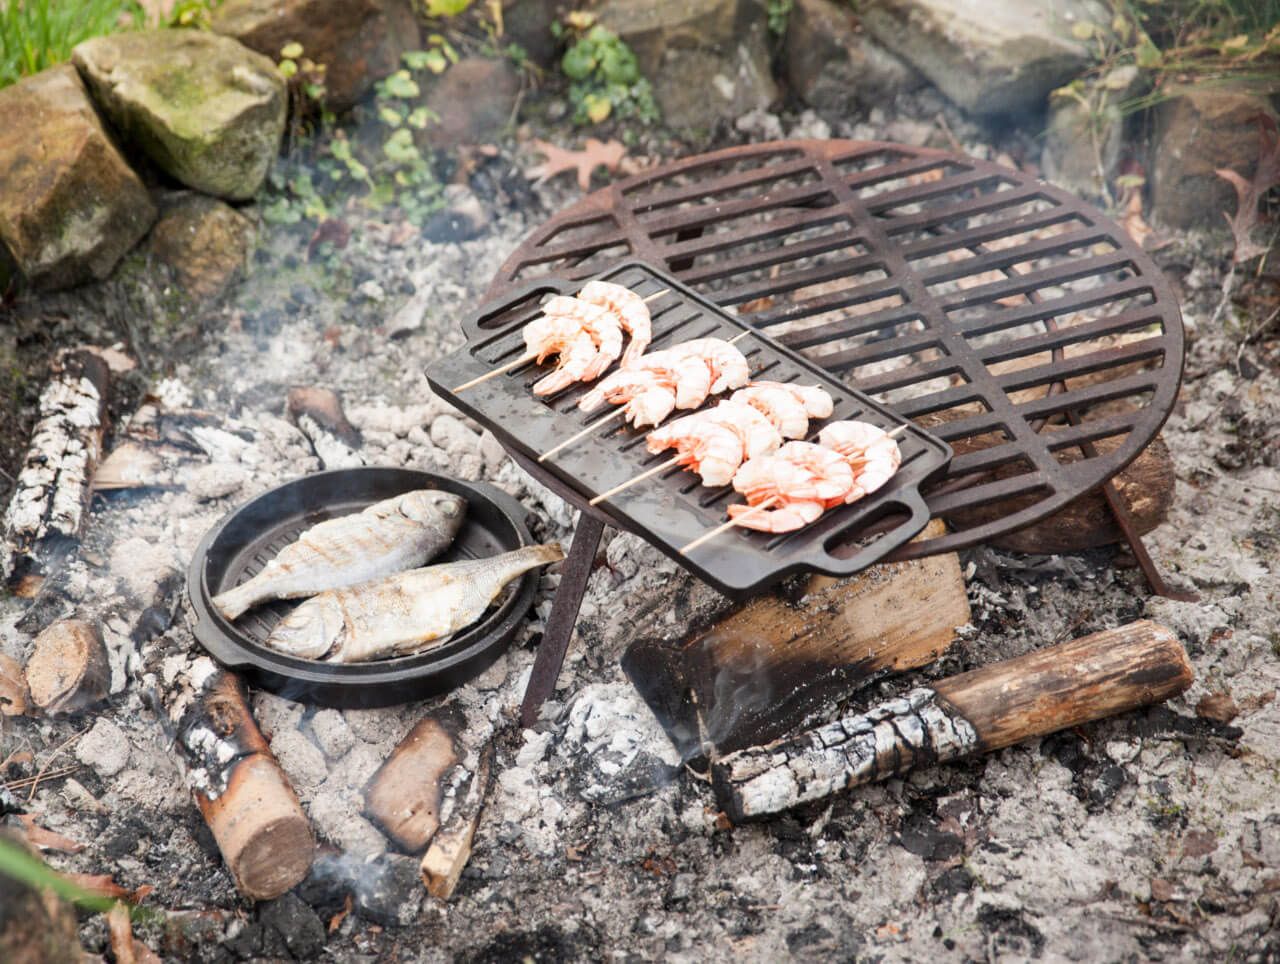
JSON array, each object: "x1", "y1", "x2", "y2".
[{"x1": 188, "y1": 467, "x2": 539, "y2": 708}]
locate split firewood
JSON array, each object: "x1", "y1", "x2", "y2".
[
  {"x1": 0, "y1": 654, "x2": 29, "y2": 716},
  {"x1": 163, "y1": 659, "x2": 314, "y2": 900},
  {"x1": 1, "y1": 349, "x2": 110, "y2": 587},
  {"x1": 420, "y1": 744, "x2": 492, "y2": 900},
  {"x1": 288, "y1": 386, "x2": 365, "y2": 470},
  {"x1": 711, "y1": 619, "x2": 1192, "y2": 821},
  {"x1": 622, "y1": 520, "x2": 970, "y2": 758},
  {"x1": 363, "y1": 714, "x2": 461, "y2": 853},
  {"x1": 25, "y1": 619, "x2": 110, "y2": 715}
]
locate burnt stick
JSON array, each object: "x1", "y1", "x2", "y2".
[{"x1": 711, "y1": 619, "x2": 1192, "y2": 821}]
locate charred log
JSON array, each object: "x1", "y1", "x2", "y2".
[
  {"x1": 712, "y1": 620, "x2": 1193, "y2": 821},
  {"x1": 24, "y1": 618, "x2": 109, "y2": 715},
  {"x1": 420, "y1": 743, "x2": 492, "y2": 900},
  {"x1": 1, "y1": 349, "x2": 110, "y2": 587},
  {"x1": 364, "y1": 714, "x2": 461, "y2": 853},
  {"x1": 166, "y1": 659, "x2": 314, "y2": 900}
]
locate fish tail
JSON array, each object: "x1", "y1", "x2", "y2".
[
  {"x1": 211, "y1": 582, "x2": 257, "y2": 621},
  {"x1": 525, "y1": 542, "x2": 565, "y2": 566}
]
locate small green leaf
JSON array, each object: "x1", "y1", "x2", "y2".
[
  {"x1": 1070, "y1": 21, "x2": 1095, "y2": 40},
  {"x1": 407, "y1": 106, "x2": 433, "y2": 129},
  {"x1": 425, "y1": 0, "x2": 473, "y2": 15},
  {"x1": 562, "y1": 42, "x2": 596, "y2": 80},
  {"x1": 1135, "y1": 39, "x2": 1161, "y2": 68},
  {"x1": 379, "y1": 106, "x2": 403, "y2": 126},
  {"x1": 584, "y1": 91, "x2": 612, "y2": 123},
  {"x1": 402, "y1": 50, "x2": 433, "y2": 71},
  {"x1": 423, "y1": 49, "x2": 448, "y2": 73},
  {"x1": 278, "y1": 59, "x2": 298, "y2": 78},
  {"x1": 382, "y1": 70, "x2": 420, "y2": 98},
  {"x1": 280, "y1": 41, "x2": 304, "y2": 59}
]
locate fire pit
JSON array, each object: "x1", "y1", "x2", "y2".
[{"x1": 456, "y1": 139, "x2": 1187, "y2": 723}]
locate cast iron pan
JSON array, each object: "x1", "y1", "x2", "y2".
[{"x1": 188, "y1": 467, "x2": 539, "y2": 708}]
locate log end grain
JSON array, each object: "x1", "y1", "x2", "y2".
[{"x1": 24, "y1": 619, "x2": 109, "y2": 715}]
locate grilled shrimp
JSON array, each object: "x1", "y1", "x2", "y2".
[
  {"x1": 578, "y1": 280, "x2": 652, "y2": 366},
  {"x1": 727, "y1": 498, "x2": 825, "y2": 533},
  {"x1": 578, "y1": 368, "x2": 671, "y2": 413},
  {"x1": 646, "y1": 411, "x2": 746, "y2": 487},
  {"x1": 731, "y1": 383, "x2": 811, "y2": 439},
  {"x1": 629, "y1": 349, "x2": 714, "y2": 409},
  {"x1": 542, "y1": 295, "x2": 623, "y2": 381},
  {"x1": 670, "y1": 339, "x2": 751, "y2": 393},
  {"x1": 733, "y1": 442, "x2": 854, "y2": 506},
  {"x1": 708, "y1": 400, "x2": 783, "y2": 460},
  {"x1": 819, "y1": 421, "x2": 902, "y2": 503},
  {"x1": 623, "y1": 387, "x2": 677, "y2": 428},
  {"x1": 523, "y1": 313, "x2": 587, "y2": 364},
  {"x1": 752, "y1": 381, "x2": 835, "y2": 420},
  {"x1": 533, "y1": 330, "x2": 598, "y2": 396}
]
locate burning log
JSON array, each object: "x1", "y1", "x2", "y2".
[
  {"x1": 711, "y1": 620, "x2": 1192, "y2": 822},
  {"x1": 420, "y1": 744, "x2": 491, "y2": 900},
  {"x1": 1, "y1": 349, "x2": 110, "y2": 588},
  {"x1": 288, "y1": 386, "x2": 365, "y2": 470},
  {"x1": 165, "y1": 660, "x2": 314, "y2": 900},
  {"x1": 25, "y1": 619, "x2": 109, "y2": 715},
  {"x1": 622, "y1": 520, "x2": 970, "y2": 758},
  {"x1": 363, "y1": 715, "x2": 460, "y2": 853}
]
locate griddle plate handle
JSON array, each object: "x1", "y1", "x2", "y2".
[
  {"x1": 803, "y1": 485, "x2": 933, "y2": 579},
  {"x1": 458, "y1": 276, "x2": 577, "y2": 345}
]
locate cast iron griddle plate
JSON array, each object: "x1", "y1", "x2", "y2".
[
  {"x1": 188, "y1": 467, "x2": 538, "y2": 708},
  {"x1": 426, "y1": 261, "x2": 952, "y2": 597}
]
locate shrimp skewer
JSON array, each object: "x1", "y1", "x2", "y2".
[
  {"x1": 578, "y1": 280, "x2": 653, "y2": 366},
  {"x1": 452, "y1": 288, "x2": 669, "y2": 392},
  {"x1": 818, "y1": 421, "x2": 905, "y2": 502}
]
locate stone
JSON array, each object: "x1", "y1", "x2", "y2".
[
  {"x1": 147, "y1": 193, "x2": 256, "y2": 301},
  {"x1": 258, "y1": 893, "x2": 326, "y2": 960},
  {"x1": 269, "y1": 727, "x2": 330, "y2": 790},
  {"x1": 597, "y1": 0, "x2": 777, "y2": 135},
  {"x1": 501, "y1": 0, "x2": 567, "y2": 68},
  {"x1": 784, "y1": 0, "x2": 922, "y2": 116},
  {"x1": 859, "y1": 0, "x2": 1107, "y2": 117},
  {"x1": 212, "y1": 0, "x2": 420, "y2": 112},
  {"x1": 73, "y1": 30, "x2": 286, "y2": 201},
  {"x1": 1041, "y1": 65, "x2": 1143, "y2": 200},
  {"x1": 421, "y1": 58, "x2": 521, "y2": 150},
  {"x1": 0, "y1": 65, "x2": 155, "y2": 290},
  {"x1": 74, "y1": 718, "x2": 131, "y2": 778},
  {"x1": 1151, "y1": 81, "x2": 1280, "y2": 230}
]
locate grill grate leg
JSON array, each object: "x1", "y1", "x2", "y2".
[{"x1": 520, "y1": 513, "x2": 606, "y2": 727}]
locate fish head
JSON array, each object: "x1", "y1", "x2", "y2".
[
  {"x1": 267, "y1": 597, "x2": 347, "y2": 660},
  {"x1": 400, "y1": 489, "x2": 467, "y2": 535}
]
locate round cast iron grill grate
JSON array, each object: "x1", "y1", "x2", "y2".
[{"x1": 484, "y1": 139, "x2": 1185, "y2": 559}]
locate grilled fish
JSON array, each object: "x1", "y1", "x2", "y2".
[
  {"x1": 264, "y1": 543, "x2": 564, "y2": 662},
  {"x1": 212, "y1": 489, "x2": 467, "y2": 620}
]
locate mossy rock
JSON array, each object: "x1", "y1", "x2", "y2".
[{"x1": 73, "y1": 30, "x2": 286, "y2": 201}]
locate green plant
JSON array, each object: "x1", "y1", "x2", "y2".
[
  {"x1": 555, "y1": 19, "x2": 657, "y2": 125},
  {"x1": 0, "y1": 835, "x2": 160, "y2": 922},
  {"x1": 767, "y1": 0, "x2": 793, "y2": 36},
  {"x1": 0, "y1": 0, "x2": 144, "y2": 89}
]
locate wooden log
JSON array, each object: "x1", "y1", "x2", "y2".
[
  {"x1": 711, "y1": 619, "x2": 1192, "y2": 821},
  {"x1": 420, "y1": 744, "x2": 492, "y2": 900},
  {"x1": 0, "y1": 654, "x2": 29, "y2": 716},
  {"x1": 288, "y1": 386, "x2": 365, "y2": 470},
  {"x1": 622, "y1": 520, "x2": 970, "y2": 759},
  {"x1": 24, "y1": 619, "x2": 109, "y2": 715},
  {"x1": 1, "y1": 349, "x2": 110, "y2": 587},
  {"x1": 363, "y1": 714, "x2": 461, "y2": 853},
  {"x1": 166, "y1": 660, "x2": 314, "y2": 900}
]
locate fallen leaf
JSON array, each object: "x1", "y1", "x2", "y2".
[
  {"x1": 63, "y1": 872, "x2": 131, "y2": 900},
  {"x1": 1196, "y1": 690, "x2": 1240, "y2": 724},
  {"x1": 1120, "y1": 188, "x2": 1153, "y2": 249},
  {"x1": 307, "y1": 218, "x2": 351, "y2": 261},
  {"x1": 15, "y1": 814, "x2": 83, "y2": 853},
  {"x1": 329, "y1": 894, "x2": 353, "y2": 934},
  {"x1": 1149, "y1": 877, "x2": 1177, "y2": 901},
  {"x1": 0, "y1": 654, "x2": 28, "y2": 716},
  {"x1": 1216, "y1": 114, "x2": 1280, "y2": 263},
  {"x1": 527, "y1": 138, "x2": 628, "y2": 191}
]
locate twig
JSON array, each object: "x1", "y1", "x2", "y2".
[
  {"x1": 27, "y1": 729, "x2": 87, "y2": 802},
  {"x1": 3, "y1": 764, "x2": 81, "y2": 792}
]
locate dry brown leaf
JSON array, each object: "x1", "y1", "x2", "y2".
[
  {"x1": 63, "y1": 872, "x2": 131, "y2": 901},
  {"x1": 329, "y1": 893, "x2": 353, "y2": 934},
  {"x1": 528, "y1": 138, "x2": 628, "y2": 191},
  {"x1": 1120, "y1": 189, "x2": 1154, "y2": 249},
  {"x1": 1216, "y1": 115, "x2": 1280, "y2": 263},
  {"x1": 108, "y1": 902, "x2": 137, "y2": 964},
  {"x1": 0, "y1": 654, "x2": 28, "y2": 716},
  {"x1": 1196, "y1": 690, "x2": 1240, "y2": 724},
  {"x1": 15, "y1": 814, "x2": 84, "y2": 853}
]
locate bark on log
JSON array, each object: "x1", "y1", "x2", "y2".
[
  {"x1": 166, "y1": 659, "x2": 314, "y2": 900},
  {"x1": 1, "y1": 349, "x2": 110, "y2": 586},
  {"x1": 622, "y1": 520, "x2": 970, "y2": 758},
  {"x1": 420, "y1": 744, "x2": 491, "y2": 900},
  {"x1": 712, "y1": 620, "x2": 1192, "y2": 821},
  {"x1": 24, "y1": 618, "x2": 109, "y2": 715},
  {"x1": 364, "y1": 714, "x2": 461, "y2": 853}
]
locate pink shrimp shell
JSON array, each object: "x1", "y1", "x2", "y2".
[{"x1": 726, "y1": 499, "x2": 825, "y2": 533}]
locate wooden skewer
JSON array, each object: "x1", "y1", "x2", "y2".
[
  {"x1": 589, "y1": 455, "x2": 682, "y2": 505},
  {"x1": 539, "y1": 408, "x2": 628, "y2": 462},
  {"x1": 453, "y1": 288, "x2": 673, "y2": 392},
  {"x1": 679, "y1": 496, "x2": 780, "y2": 555}
]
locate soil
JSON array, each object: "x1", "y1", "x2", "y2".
[{"x1": 2, "y1": 87, "x2": 1279, "y2": 963}]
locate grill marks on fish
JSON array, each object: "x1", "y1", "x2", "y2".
[
  {"x1": 212, "y1": 489, "x2": 467, "y2": 620},
  {"x1": 264, "y1": 543, "x2": 565, "y2": 663}
]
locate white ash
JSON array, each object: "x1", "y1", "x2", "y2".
[
  {"x1": 74, "y1": 717, "x2": 131, "y2": 778},
  {"x1": 559, "y1": 682, "x2": 681, "y2": 804},
  {"x1": 308, "y1": 708, "x2": 356, "y2": 761}
]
